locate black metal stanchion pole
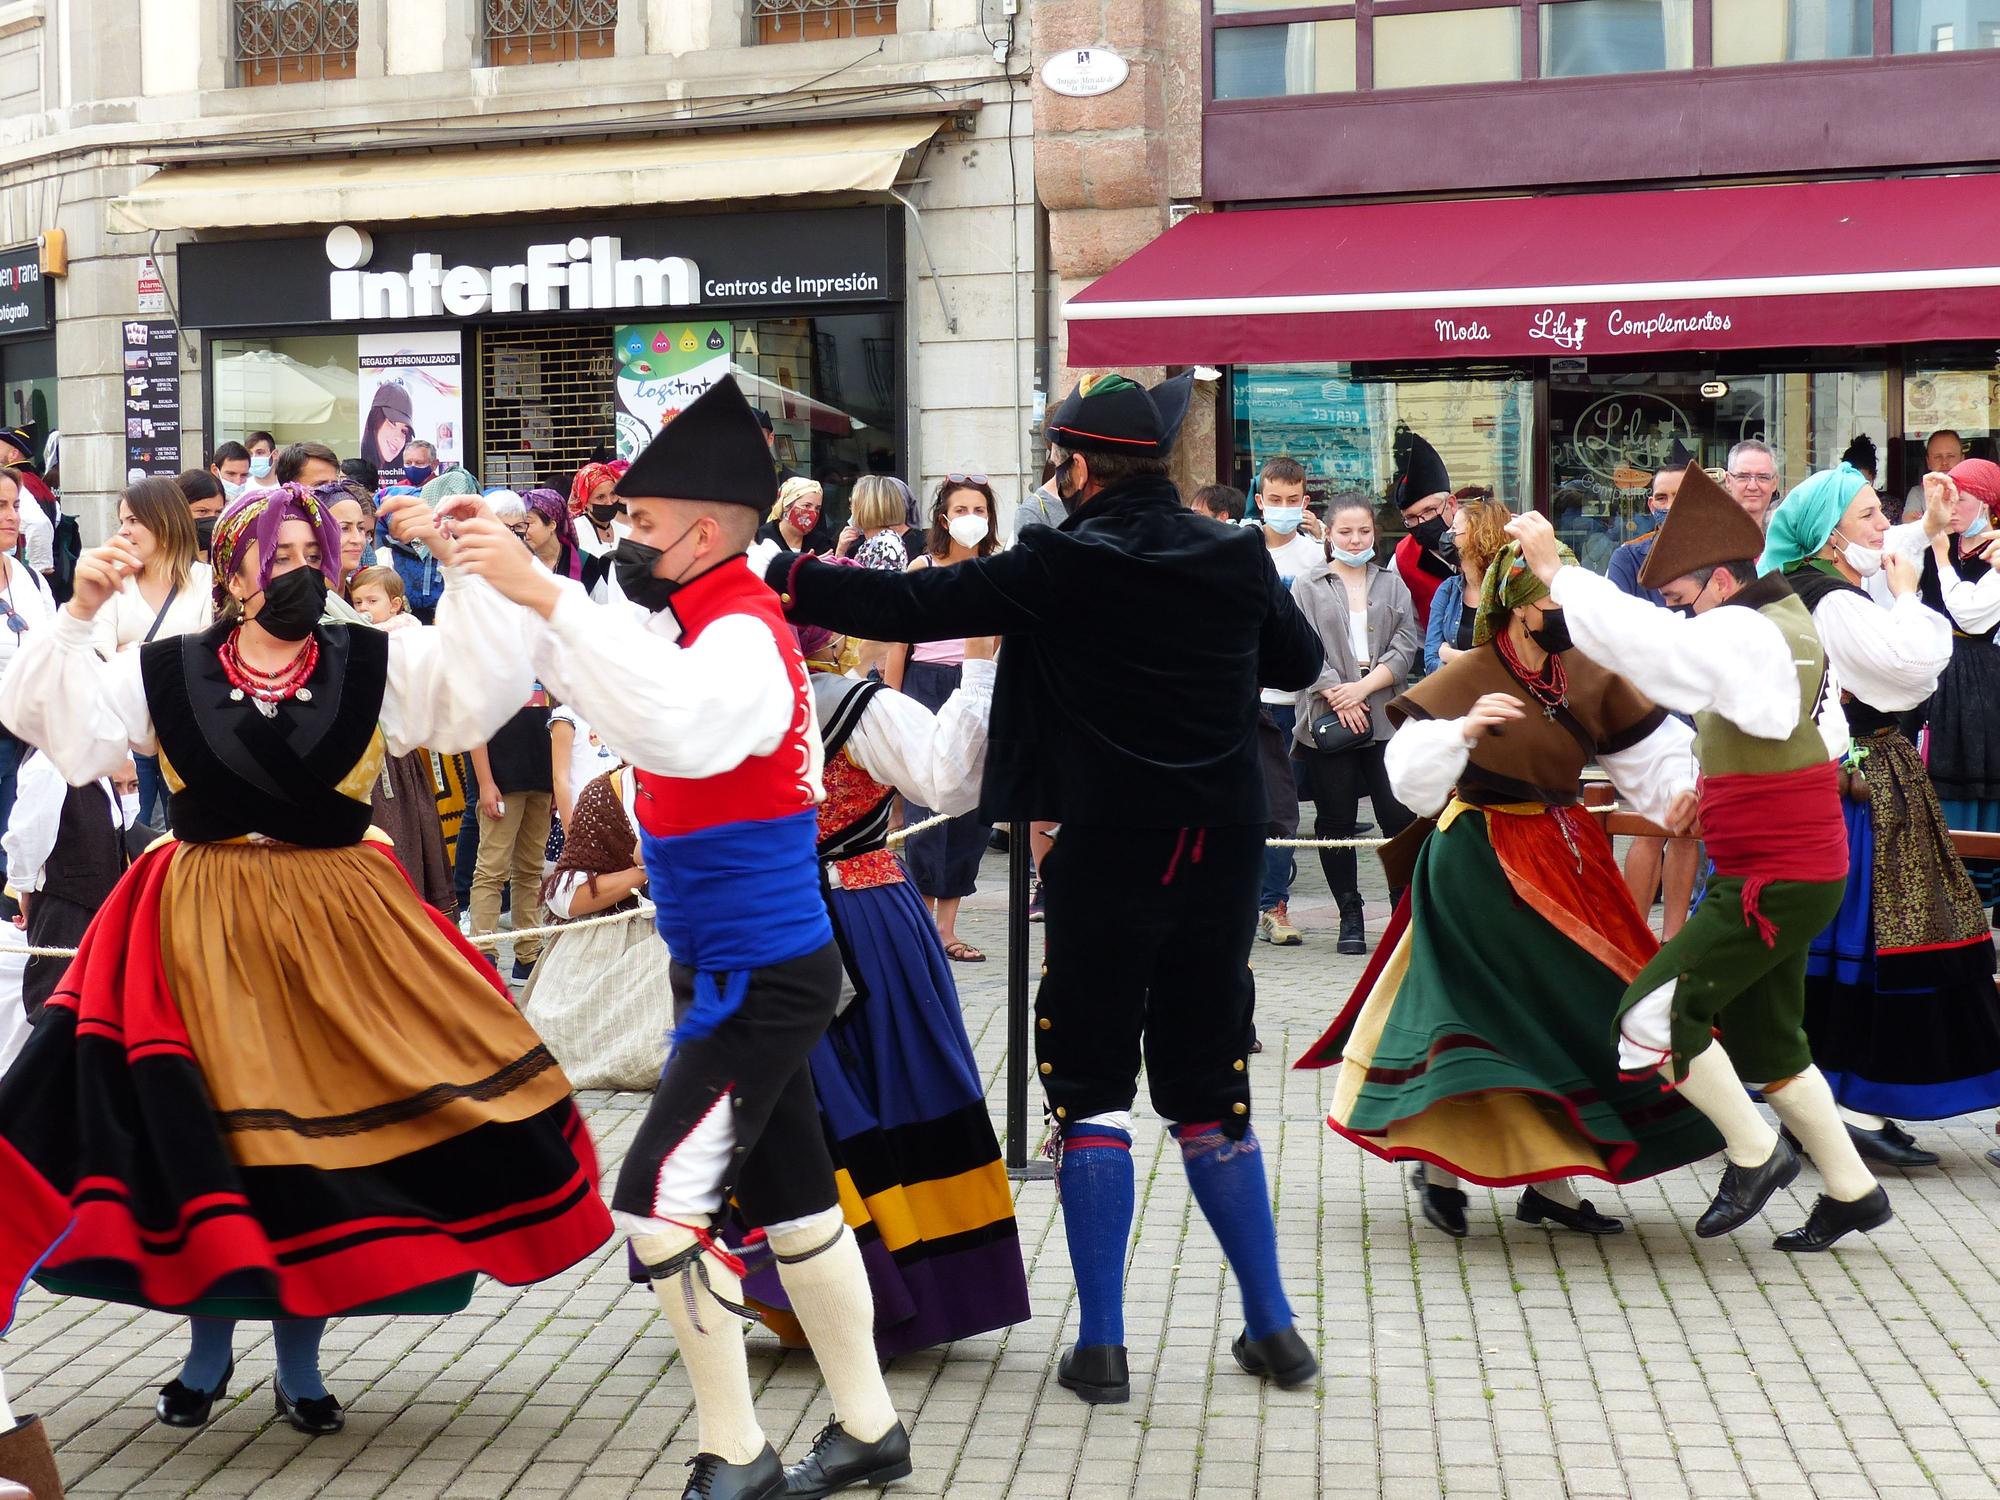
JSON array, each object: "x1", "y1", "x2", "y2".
[{"x1": 1004, "y1": 820, "x2": 1052, "y2": 1179}]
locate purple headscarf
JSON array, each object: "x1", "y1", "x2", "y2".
[
  {"x1": 210, "y1": 482, "x2": 342, "y2": 613},
  {"x1": 523, "y1": 487, "x2": 583, "y2": 579}
]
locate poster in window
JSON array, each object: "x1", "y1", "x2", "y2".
[
  {"x1": 613, "y1": 322, "x2": 733, "y2": 462},
  {"x1": 121, "y1": 319, "x2": 181, "y2": 482},
  {"x1": 358, "y1": 331, "x2": 463, "y2": 484}
]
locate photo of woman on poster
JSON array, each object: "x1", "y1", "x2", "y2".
[{"x1": 361, "y1": 380, "x2": 415, "y2": 470}]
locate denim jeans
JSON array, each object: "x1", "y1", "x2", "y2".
[
  {"x1": 0, "y1": 733, "x2": 21, "y2": 837},
  {"x1": 1259, "y1": 702, "x2": 1301, "y2": 910},
  {"x1": 134, "y1": 752, "x2": 166, "y2": 828}
]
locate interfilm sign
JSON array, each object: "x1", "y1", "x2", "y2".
[
  {"x1": 0, "y1": 241, "x2": 50, "y2": 335},
  {"x1": 177, "y1": 207, "x2": 902, "y2": 332}
]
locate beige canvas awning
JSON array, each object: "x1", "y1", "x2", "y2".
[{"x1": 107, "y1": 117, "x2": 941, "y2": 234}]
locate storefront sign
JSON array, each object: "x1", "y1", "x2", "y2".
[
  {"x1": 1041, "y1": 48, "x2": 1129, "y2": 98},
  {"x1": 178, "y1": 207, "x2": 902, "y2": 332},
  {"x1": 122, "y1": 319, "x2": 181, "y2": 480},
  {"x1": 358, "y1": 331, "x2": 463, "y2": 482},
  {"x1": 1559, "y1": 392, "x2": 1696, "y2": 489},
  {"x1": 0, "y1": 242, "x2": 50, "y2": 335},
  {"x1": 613, "y1": 321, "x2": 732, "y2": 461}
]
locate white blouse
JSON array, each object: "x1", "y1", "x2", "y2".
[
  {"x1": 0, "y1": 554, "x2": 56, "y2": 679},
  {"x1": 0, "y1": 569, "x2": 533, "y2": 786},
  {"x1": 90, "y1": 563, "x2": 216, "y2": 657}
]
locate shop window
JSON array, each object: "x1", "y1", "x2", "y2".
[
  {"x1": 1213, "y1": 19, "x2": 1357, "y2": 99},
  {"x1": 1713, "y1": 0, "x2": 1873, "y2": 64},
  {"x1": 1901, "y1": 348, "x2": 2000, "y2": 515},
  {"x1": 1374, "y1": 9, "x2": 1522, "y2": 88},
  {"x1": 1230, "y1": 364, "x2": 1535, "y2": 541},
  {"x1": 1549, "y1": 359, "x2": 1887, "y2": 568},
  {"x1": 1, "y1": 336, "x2": 54, "y2": 475},
  {"x1": 752, "y1": 0, "x2": 897, "y2": 45},
  {"x1": 1893, "y1": 1, "x2": 2000, "y2": 51},
  {"x1": 1539, "y1": 0, "x2": 1694, "y2": 77},
  {"x1": 485, "y1": 0, "x2": 617, "y2": 65},
  {"x1": 212, "y1": 336, "x2": 362, "y2": 455},
  {"x1": 234, "y1": 0, "x2": 359, "y2": 86}
]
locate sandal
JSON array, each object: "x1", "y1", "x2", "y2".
[{"x1": 944, "y1": 940, "x2": 987, "y2": 963}]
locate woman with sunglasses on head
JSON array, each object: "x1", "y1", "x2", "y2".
[
  {"x1": 0, "y1": 467, "x2": 54, "y2": 833},
  {"x1": 0, "y1": 482, "x2": 611, "y2": 1437},
  {"x1": 886, "y1": 475, "x2": 1001, "y2": 963}
]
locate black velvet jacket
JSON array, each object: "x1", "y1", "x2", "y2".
[{"x1": 768, "y1": 474, "x2": 1324, "y2": 828}]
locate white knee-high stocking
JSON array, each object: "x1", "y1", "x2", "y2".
[
  {"x1": 1672, "y1": 1044, "x2": 1779, "y2": 1168},
  {"x1": 769, "y1": 1210, "x2": 898, "y2": 1444},
  {"x1": 1765, "y1": 1067, "x2": 1878, "y2": 1202},
  {"x1": 633, "y1": 1222, "x2": 765, "y2": 1465}
]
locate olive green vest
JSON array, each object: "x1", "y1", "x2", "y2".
[{"x1": 1692, "y1": 591, "x2": 1829, "y2": 776}]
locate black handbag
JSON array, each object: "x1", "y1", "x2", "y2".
[{"x1": 1307, "y1": 709, "x2": 1371, "y2": 754}]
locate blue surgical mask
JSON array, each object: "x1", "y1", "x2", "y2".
[
  {"x1": 1263, "y1": 506, "x2": 1304, "y2": 536},
  {"x1": 249, "y1": 455, "x2": 273, "y2": 479},
  {"x1": 1967, "y1": 513, "x2": 1990, "y2": 540},
  {"x1": 1331, "y1": 545, "x2": 1374, "y2": 567},
  {"x1": 221, "y1": 478, "x2": 243, "y2": 502}
]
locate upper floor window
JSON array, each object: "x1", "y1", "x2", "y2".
[
  {"x1": 486, "y1": 0, "x2": 617, "y2": 64},
  {"x1": 1540, "y1": 0, "x2": 1694, "y2": 77},
  {"x1": 753, "y1": 0, "x2": 898, "y2": 44},
  {"x1": 1213, "y1": 19, "x2": 1355, "y2": 98},
  {"x1": 1894, "y1": 1, "x2": 2000, "y2": 50},
  {"x1": 1714, "y1": 0, "x2": 1872, "y2": 63},
  {"x1": 1375, "y1": 8, "x2": 1522, "y2": 88},
  {"x1": 234, "y1": 0, "x2": 358, "y2": 85}
]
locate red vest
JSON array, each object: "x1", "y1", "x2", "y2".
[{"x1": 632, "y1": 563, "x2": 821, "y2": 839}]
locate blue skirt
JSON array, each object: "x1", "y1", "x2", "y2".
[
  {"x1": 1939, "y1": 797, "x2": 2000, "y2": 902},
  {"x1": 737, "y1": 873, "x2": 1028, "y2": 1356}
]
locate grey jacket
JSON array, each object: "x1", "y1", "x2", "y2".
[{"x1": 1289, "y1": 562, "x2": 1421, "y2": 746}]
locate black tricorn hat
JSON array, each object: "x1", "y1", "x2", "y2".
[
  {"x1": 1638, "y1": 462, "x2": 1766, "y2": 591},
  {"x1": 1047, "y1": 371, "x2": 1194, "y2": 460},
  {"x1": 1392, "y1": 432, "x2": 1450, "y2": 510},
  {"x1": 615, "y1": 375, "x2": 778, "y2": 511}
]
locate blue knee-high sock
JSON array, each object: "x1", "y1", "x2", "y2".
[
  {"x1": 179, "y1": 1317, "x2": 236, "y2": 1392},
  {"x1": 1172, "y1": 1123, "x2": 1294, "y2": 1341},
  {"x1": 273, "y1": 1319, "x2": 329, "y2": 1401},
  {"x1": 1058, "y1": 1121, "x2": 1134, "y2": 1349}
]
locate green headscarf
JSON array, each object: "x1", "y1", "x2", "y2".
[
  {"x1": 419, "y1": 467, "x2": 479, "y2": 505},
  {"x1": 1757, "y1": 461, "x2": 1867, "y2": 577},
  {"x1": 1474, "y1": 538, "x2": 1576, "y2": 646}
]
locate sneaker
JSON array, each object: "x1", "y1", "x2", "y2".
[
  {"x1": 1028, "y1": 880, "x2": 1046, "y2": 924},
  {"x1": 1257, "y1": 902, "x2": 1303, "y2": 947},
  {"x1": 510, "y1": 958, "x2": 534, "y2": 983}
]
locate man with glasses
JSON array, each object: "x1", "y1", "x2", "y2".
[{"x1": 1725, "y1": 440, "x2": 1781, "y2": 526}]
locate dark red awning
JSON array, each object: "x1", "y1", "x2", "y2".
[{"x1": 1063, "y1": 175, "x2": 2000, "y2": 367}]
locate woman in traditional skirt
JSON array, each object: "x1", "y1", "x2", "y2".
[
  {"x1": 521, "y1": 764, "x2": 674, "y2": 1090},
  {"x1": 1905, "y1": 458, "x2": 2000, "y2": 908},
  {"x1": 1299, "y1": 541, "x2": 1723, "y2": 1239},
  {"x1": 732, "y1": 617, "x2": 1030, "y2": 1357},
  {"x1": 1763, "y1": 466, "x2": 2000, "y2": 1165},
  {"x1": 348, "y1": 564, "x2": 457, "y2": 915},
  {"x1": 0, "y1": 484, "x2": 611, "y2": 1436}
]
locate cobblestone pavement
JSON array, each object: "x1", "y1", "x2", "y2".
[{"x1": 14, "y1": 844, "x2": 2000, "y2": 1498}]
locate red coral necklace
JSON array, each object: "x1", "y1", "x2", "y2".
[{"x1": 219, "y1": 627, "x2": 318, "y2": 718}]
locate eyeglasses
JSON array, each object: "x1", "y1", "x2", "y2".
[
  {"x1": 0, "y1": 599, "x2": 26, "y2": 636},
  {"x1": 947, "y1": 472, "x2": 990, "y2": 486},
  {"x1": 1728, "y1": 471, "x2": 1778, "y2": 486}
]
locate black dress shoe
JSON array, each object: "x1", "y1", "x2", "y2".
[
  {"x1": 273, "y1": 1378, "x2": 344, "y2": 1436},
  {"x1": 1773, "y1": 1186, "x2": 1893, "y2": 1252},
  {"x1": 1695, "y1": 1137, "x2": 1801, "y2": 1238},
  {"x1": 1848, "y1": 1120, "x2": 1939, "y2": 1168},
  {"x1": 683, "y1": 1445, "x2": 784, "y2": 1500},
  {"x1": 1515, "y1": 1186, "x2": 1624, "y2": 1235},
  {"x1": 155, "y1": 1360, "x2": 232, "y2": 1428},
  {"x1": 1987, "y1": 1146, "x2": 2000, "y2": 1169},
  {"x1": 782, "y1": 1420, "x2": 912, "y2": 1498},
  {"x1": 1056, "y1": 1343, "x2": 1129, "y2": 1404},
  {"x1": 1411, "y1": 1164, "x2": 1467, "y2": 1238},
  {"x1": 1230, "y1": 1327, "x2": 1317, "y2": 1389}
]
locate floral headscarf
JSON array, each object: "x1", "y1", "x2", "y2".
[
  {"x1": 523, "y1": 487, "x2": 583, "y2": 579},
  {"x1": 1474, "y1": 538, "x2": 1577, "y2": 646},
  {"x1": 210, "y1": 482, "x2": 342, "y2": 613},
  {"x1": 569, "y1": 461, "x2": 620, "y2": 517}
]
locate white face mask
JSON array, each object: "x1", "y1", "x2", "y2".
[
  {"x1": 1263, "y1": 506, "x2": 1304, "y2": 536},
  {"x1": 119, "y1": 790, "x2": 141, "y2": 825},
  {"x1": 947, "y1": 514, "x2": 989, "y2": 550},
  {"x1": 1833, "y1": 529, "x2": 1882, "y2": 577}
]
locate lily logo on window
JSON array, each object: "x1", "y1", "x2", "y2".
[{"x1": 1528, "y1": 310, "x2": 1587, "y2": 352}]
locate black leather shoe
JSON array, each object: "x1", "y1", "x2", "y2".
[
  {"x1": 1056, "y1": 1343, "x2": 1129, "y2": 1404},
  {"x1": 155, "y1": 1360, "x2": 231, "y2": 1428},
  {"x1": 1515, "y1": 1186, "x2": 1624, "y2": 1235},
  {"x1": 1848, "y1": 1120, "x2": 1939, "y2": 1168},
  {"x1": 273, "y1": 1378, "x2": 344, "y2": 1436},
  {"x1": 1231, "y1": 1327, "x2": 1317, "y2": 1389},
  {"x1": 1987, "y1": 1146, "x2": 2000, "y2": 1169},
  {"x1": 1695, "y1": 1137, "x2": 1801, "y2": 1238},
  {"x1": 1773, "y1": 1186, "x2": 1893, "y2": 1252},
  {"x1": 1411, "y1": 1164, "x2": 1467, "y2": 1238},
  {"x1": 782, "y1": 1420, "x2": 912, "y2": 1498},
  {"x1": 684, "y1": 1445, "x2": 784, "y2": 1500}
]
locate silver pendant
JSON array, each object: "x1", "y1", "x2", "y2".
[
  {"x1": 253, "y1": 697, "x2": 277, "y2": 719},
  {"x1": 229, "y1": 687, "x2": 243, "y2": 702},
  {"x1": 296, "y1": 687, "x2": 313, "y2": 702}
]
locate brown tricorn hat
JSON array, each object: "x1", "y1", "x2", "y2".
[{"x1": 1638, "y1": 461, "x2": 1767, "y2": 591}]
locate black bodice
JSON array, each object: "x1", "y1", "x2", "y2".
[{"x1": 138, "y1": 619, "x2": 389, "y2": 847}]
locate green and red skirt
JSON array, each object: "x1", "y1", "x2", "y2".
[{"x1": 1299, "y1": 801, "x2": 1722, "y2": 1186}]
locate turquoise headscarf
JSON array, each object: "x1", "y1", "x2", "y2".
[{"x1": 1757, "y1": 461, "x2": 1869, "y2": 576}]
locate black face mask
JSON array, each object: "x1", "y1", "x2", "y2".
[
  {"x1": 589, "y1": 503, "x2": 622, "y2": 525},
  {"x1": 194, "y1": 515, "x2": 218, "y2": 553},
  {"x1": 1409, "y1": 515, "x2": 1450, "y2": 551},
  {"x1": 252, "y1": 566, "x2": 327, "y2": 641},
  {"x1": 1528, "y1": 608, "x2": 1574, "y2": 656},
  {"x1": 1669, "y1": 603, "x2": 1697, "y2": 619},
  {"x1": 613, "y1": 538, "x2": 679, "y2": 614}
]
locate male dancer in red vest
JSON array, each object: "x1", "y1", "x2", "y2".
[{"x1": 431, "y1": 377, "x2": 906, "y2": 1500}]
